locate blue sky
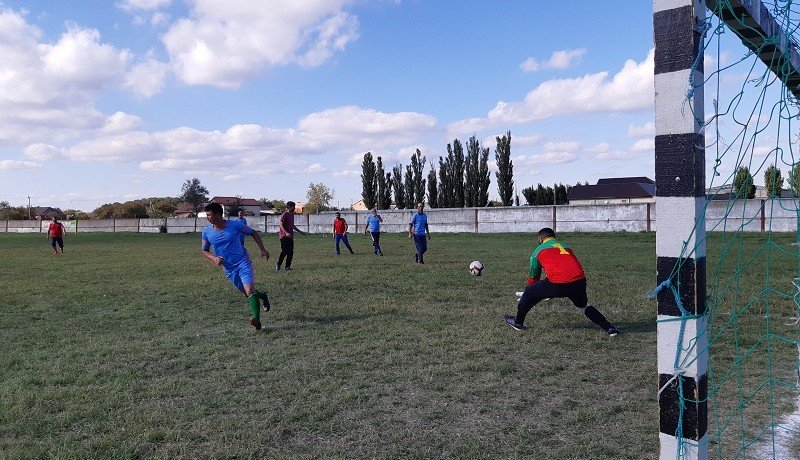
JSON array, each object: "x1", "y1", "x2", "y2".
[{"x1": 0, "y1": 1, "x2": 693, "y2": 211}]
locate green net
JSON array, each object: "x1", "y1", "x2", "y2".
[{"x1": 661, "y1": 1, "x2": 800, "y2": 457}]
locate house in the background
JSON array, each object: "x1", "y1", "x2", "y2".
[
  {"x1": 351, "y1": 199, "x2": 368, "y2": 211},
  {"x1": 173, "y1": 203, "x2": 196, "y2": 218},
  {"x1": 568, "y1": 177, "x2": 656, "y2": 205},
  {"x1": 260, "y1": 201, "x2": 305, "y2": 214},
  {"x1": 34, "y1": 206, "x2": 66, "y2": 220},
  {"x1": 207, "y1": 196, "x2": 262, "y2": 216}
]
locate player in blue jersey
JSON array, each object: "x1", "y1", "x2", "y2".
[
  {"x1": 408, "y1": 202, "x2": 430, "y2": 263},
  {"x1": 235, "y1": 210, "x2": 248, "y2": 245},
  {"x1": 201, "y1": 203, "x2": 272, "y2": 330},
  {"x1": 364, "y1": 206, "x2": 383, "y2": 255}
]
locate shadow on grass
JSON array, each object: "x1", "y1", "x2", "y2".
[
  {"x1": 265, "y1": 313, "x2": 378, "y2": 330},
  {"x1": 570, "y1": 318, "x2": 656, "y2": 334}
]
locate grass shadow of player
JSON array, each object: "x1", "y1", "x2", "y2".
[
  {"x1": 267, "y1": 313, "x2": 379, "y2": 330},
  {"x1": 571, "y1": 318, "x2": 656, "y2": 334}
]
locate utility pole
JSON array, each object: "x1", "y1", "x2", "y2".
[{"x1": 27, "y1": 195, "x2": 31, "y2": 220}]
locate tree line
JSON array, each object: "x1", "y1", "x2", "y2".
[
  {"x1": 521, "y1": 183, "x2": 571, "y2": 206},
  {"x1": 731, "y1": 164, "x2": 800, "y2": 198},
  {"x1": 360, "y1": 131, "x2": 514, "y2": 209}
]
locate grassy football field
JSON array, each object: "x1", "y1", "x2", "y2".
[{"x1": 1, "y1": 231, "x2": 797, "y2": 459}]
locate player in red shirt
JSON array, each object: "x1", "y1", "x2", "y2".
[
  {"x1": 47, "y1": 216, "x2": 66, "y2": 255},
  {"x1": 332, "y1": 212, "x2": 354, "y2": 255},
  {"x1": 505, "y1": 227, "x2": 619, "y2": 336}
]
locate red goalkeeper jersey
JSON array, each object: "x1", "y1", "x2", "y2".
[{"x1": 528, "y1": 237, "x2": 585, "y2": 284}]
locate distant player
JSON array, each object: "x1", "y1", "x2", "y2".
[
  {"x1": 408, "y1": 202, "x2": 430, "y2": 263},
  {"x1": 504, "y1": 227, "x2": 620, "y2": 337},
  {"x1": 364, "y1": 206, "x2": 383, "y2": 255},
  {"x1": 332, "y1": 212, "x2": 354, "y2": 255},
  {"x1": 201, "y1": 203, "x2": 272, "y2": 330},
  {"x1": 47, "y1": 216, "x2": 65, "y2": 255},
  {"x1": 276, "y1": 201, "x2": 306, "y2": 271},
  {"x1": 235, "y1": 210, "x2": 248, "y2": 245}
]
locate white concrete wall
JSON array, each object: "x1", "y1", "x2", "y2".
[
  {"x1": 2, "y1": 199, "x2": 797, "y2": 234},
  {"x1": 166, "y1": 218, "x2": 197, "y2": 234},
  {"x1": 139, "y1": 218, "x2": 166, "y2": 233}
]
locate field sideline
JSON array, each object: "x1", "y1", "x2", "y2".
[{"x1": 1, "y1": 231, "x2": 796, "y2": 459}]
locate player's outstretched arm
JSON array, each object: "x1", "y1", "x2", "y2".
[{"x1": 250, "y1": 231, "x2": 270, "y2": 260}]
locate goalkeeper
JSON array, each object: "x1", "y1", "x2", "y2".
[{"x1": 504, "y1": 228, "x2": 620, "y2": 336}]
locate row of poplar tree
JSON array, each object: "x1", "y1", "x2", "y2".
[
  {"x1": 360, "y1": 132, "x2": 515, "y2": 209},
  {"x1": 732, "y1": 164, "x2": 800, "y2": 198}
]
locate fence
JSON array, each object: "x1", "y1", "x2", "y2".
[{"x1": 2, "y1": 199, "x2": 797, "y2": 234}]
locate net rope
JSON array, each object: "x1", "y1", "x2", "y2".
[{"x1": 656, "y1": 1, "x2": 800, "y2": 457}]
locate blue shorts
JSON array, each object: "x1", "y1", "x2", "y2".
[{"x1": 223, "y1": 256, "x2": 254, "y2": 292}]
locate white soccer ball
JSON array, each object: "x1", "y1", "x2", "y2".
[{"x1": 469, "y1": 260, "x2": 484, "y2": 276}]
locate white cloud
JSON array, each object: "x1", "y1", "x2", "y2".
[
  {"x1": 150, "y1": 12, "x2": 170, "y2": 26},
  {"x1": 520, "y1": 48, "x2": 586, "y2": 72},
  {"x1": 295, "y1": 12, "x2": 358, "y2": 68},
  {"x1": 161, "y1": 0, "x2": 359, "y2": 87},
  {"x1": 508, "y1": 141, "x2": 581, "y2": 166},
  {"x1": 23, "y1": 143, "x2": 63, "y2": 160},
  {"x1": 102, "y1": 111, "x2": 142, "y2": 133},
  {"x1": 627, "y1": 122, "x2": 655, "y2": 138},
  {"x1": 307, "y1": 163, "x2": 328, "y2": 172},
  {"x1": 510, "y1": 134, "x2": 543, "y2": 147},
  {"x1": 481, "y1": 133, "x2": 541, "y2": 148},
  {"x1": 753, "y1": 145, "x2": 774, "y2": 157},
  {"x1": 533, "y1": 151, "x2": 578, "y2": 165},
  {"x1": 593, "y1": 149, "x2": 635, "y2": 160},
  {"x1": 26, "y1": 104, "x2": 436, "y2": 177},
  {"x1": 123, "y1": 54, "x2": 169, "y2": 98},
  {"x1": 541, "y1": 141, "x2": 580, "y2": 153},
  {"x1": 704, "y1": 51, "x2": 731, "y2": 71},
  {"x1": 451, "y1": 49, "x2": 654, "y2": 132},
  {"x1": 66, "y1": 131, "x2": 158, "y2": 162},
  {"x1": 585, "y1": 142, "x2": 611, "y2": 154},
  {"x1": 629, "y1": 138, "x2": 654, "y2": 152},
  {"x1": 0, "y1": 159, "x2": 40, "y2": 170},
  {"x1": 222, "y1": 174, "x2": 241, "y2": 181},
  {"x1": 333, "y1": 170, "x2": 360, "y2": 178},
  {"x1": 0, "y1": 9, "x2": 131, "y2": 144},
  {"x1": 40, "y1": 27, "x2": 129, "y2": 87},
  {"x1": 512, "y1": 140, "x2": 580, "y2": 174},
  {"x1": 297, "y1": 106, "x2": 436, "y2": 147},
  {"x1": 117, "y1": 0, "x2": 172, "y2": 11}
]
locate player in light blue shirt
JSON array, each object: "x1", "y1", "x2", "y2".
[
  {"x1": 408, "y1": 202, "x2": 430, "y2": 264},
  {"x1": 201, "y1": 203, "x2": 271, "y2": 330},
  {"x1": 235, "y1": 210, "x2": 248, "y2": 245},
  {"x1": 364, "y1": 206, "x2": 383, "y2": 255}
]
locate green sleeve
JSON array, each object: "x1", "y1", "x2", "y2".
[{"x1": 529, "y1": 248, "x2": 542, "y2": 279}]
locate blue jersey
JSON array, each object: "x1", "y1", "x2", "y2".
[
  {"x1": 236, "y1": 217, "x2": 248, "y2": 243},
  {"x1": 409, "y1": 212, "x2": 428, "y2": 235},
  {"x1": 201, "y1": 220, "x2": 253, "y2": 266},
  {"x1": 366, "y1": 214, "x2": 381, "y2": 232}
]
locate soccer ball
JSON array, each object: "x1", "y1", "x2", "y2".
[{"x1": 469, "y1": 260, "x2": 484, "y2": 276}]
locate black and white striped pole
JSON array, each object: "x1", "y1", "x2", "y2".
[{"x1": 653, "y1": 1, "x2": 708, "y2": 458}]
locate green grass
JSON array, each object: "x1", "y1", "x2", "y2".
[{"x1": 0, "y1": 231, "x2": 796, "y2": 459}]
